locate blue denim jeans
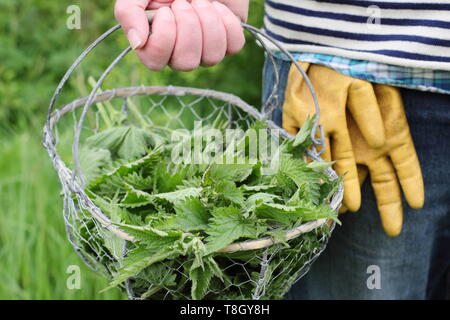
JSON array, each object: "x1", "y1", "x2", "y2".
[{"x1": 262, "y1": 56, "x2": 450, "y2": 300}]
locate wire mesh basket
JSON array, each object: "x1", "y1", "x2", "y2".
[{"x1": 43, "y1": 16, "x2": 343, "y2": 300}]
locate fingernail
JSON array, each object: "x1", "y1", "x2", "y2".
[
  {"x1": 193, "y1": 0, "x2": 210, "y2": 8},
  {"x1": 175, "y1": 0, "x2": 191, "y2": 10},
  {"x1": 127, "y1": 29, "x2": 141, "y2": 50}
]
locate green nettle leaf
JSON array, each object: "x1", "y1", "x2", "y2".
[
  {"x1": 245, "y1": 192, "x2": 281, "y2": 210},
  {"x1": 105, "y1": 247, "x2": 178, "y2": 291},
  {"x1": 240, "y1": 185, "x2": 275, "y2": 192},
  {"x1": 205, "y1": 207, "x2": 261, "y2": 254},
  {"x1": 89, "y1": 149, "x2": 161, "y2": 190},
  {"x1": 79, "y1": 147, "x2": 112, "y2": 185},
  {"x1": 86, "y1": 126, "x2": 130, "y2": 152},
  {"x1": 145, "y1": 128, "x2": 169, "y2": 148},
  {"x1": 154, "y1": 163, "x2": 194, "y2": 193},
  {"x1": 113, "y1": 148, "x2": 162, "y2": 177},
  {"x1": 88, "y1": 194, "x2": 128, "y2": 259},
  {"x1": 208, "y1": 163, "x2": 254, "y2": 183},
  {"x1": 255, "y1": 202, "x2": 338, "y2": 226},
  {"x1": 118, "y1": 126, "x2": 151, "y2": 160},
  {"x1": 121, "y1": 185, "x2": 202, "y2": 208},
  {"x1": 277, "y1": 155, "x2": 322, "y2": 204},
  {"x1": 121, "y1": 184, "x2": 153, "y2": 208},
  {"x1": 116, "y1": 224, "x2": 183, "y2": 252},
  {"x1": 122, "y1": 172, "x2": 153, "y2": 190},
  {"x1": 155, "y1": 187, "x2": 203, "y2": 204},
  {"x1": 215, "y1": 180, "x2": 245, "y2": 206},
  {"x1": 266, "y1": 228, "x2": 288, "y2": 245},
  {"x1": 306, "y1": 160, "x2": 334, "y2": 170},
  {"x1": 138, "y1": 263, "x2": 177, "y2": 299},
  {"x1": 82, "y1": 113, "x2": 340, "y2": 299},
  {"x1": 174, "y1": 197, "x2": 210, "y2": 232},
  {"x1": 319, "y1": 176, "x2": 343, "y2": 204},
  {"x1": 254, "y1": 203, "x2": 303, "y2": 226},
  {"x1": 293, "y1": 116, "x2": 314, "y2": 147},
  {"x1": 189, "y1": 258, "x2": 214, "y2": 300}
]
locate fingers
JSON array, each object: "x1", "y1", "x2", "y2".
[
  {"x1": 215, "y1": 0, "x2": 249, "y2": 23},
  {"x1": 374, "y1": 84, "x2": 425, "y2": 210},
  {"x1": 169, "y1": 0, "x2": 203, "y2": 71},
  {"x1": 116, "y1": 0, "x2": 242, "y2": 71},
  {"x1": 192, "y1": 0, "x2": 227, "y2": 66},
  {"x1": 347, "y1": 80, "x2": 386, "y2": 148},
  {"x1": 331, "y1": 130, "x2": 361, "y2": 212},
  {"x1": 212, "y1": 1, "x2": 245, "y2": 55},
  {"x1": 115, "y1": 0, "x2": 151, "y2": 49},
  {"x1": 148, "y1": 0, "x2": 175, "y2": 9},
  {"x1": 136, "y1": 7, "x2": 176, "y2": 70},
  {"x1": 339, "y1": 165, "x2": 369, "y2": 214},
  {"x1": 390, "y1": 143, "x2": 425, "y2": 209},
  {"x1": 356, "y1": 164, "x2": 369, "y2": 185},
  {"x1": 368, "y1": 157, "x2": 403, "y2": 237},
  {"x1": 338, "y1": 205, "x2": 348, "y2": 214}
]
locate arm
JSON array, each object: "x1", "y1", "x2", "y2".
[{"x1": 114, "y1": 0, "x2": 249, "y2": 71}]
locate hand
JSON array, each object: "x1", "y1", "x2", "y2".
[
  {"x1": 114, "y1": 0, "x2": 247, "y2": 71},
  {"x1": 283, "y1": 63, "x2": 386, "y2": 212},
  {"x1": 343, "y1": 85, "x2": 424, "y2": 236}
]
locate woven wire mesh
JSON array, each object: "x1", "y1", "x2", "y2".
[
  {"x1": 43, "y1": 21, "x2": 342, "y2": 300},
  {"x1": 44, "y1": 88, "x2": 339, "y2": 300}
]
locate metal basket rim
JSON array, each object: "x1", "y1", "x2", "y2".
[{"x1": 43, "y1": 85, "x2": 344, "y2": 253}]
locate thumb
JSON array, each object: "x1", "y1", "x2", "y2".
[{"x1": 115, "y1": 0, "x2": 152, "y2": 49}]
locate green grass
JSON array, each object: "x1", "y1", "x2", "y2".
[{"x1": 0, "y1": 128, "x2": 125, "y2": 299}]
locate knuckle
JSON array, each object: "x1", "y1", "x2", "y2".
[
  {"x1": 114, "y1": 4, "x2": 127, "y2": 21},
  {"x1": 202, "y1": 53, "x2": 225, "y2": 67},
  {"x1": 170, "y1": 61, "x2": 199, "y2": 72},
  {"x1": 151, "y1": 41, "x2": 171, "y2": 57},
  {"x1": 227, "y1": 38, "x2": 245, "y2": 55}
]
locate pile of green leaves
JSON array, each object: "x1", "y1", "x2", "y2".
[{"x1": 78, "y1": 114, "x2": 340, "y2": 300}]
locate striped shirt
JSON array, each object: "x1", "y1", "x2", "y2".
[{"x1": 263, "y1": 0, "x2": 450, "y2": 71}]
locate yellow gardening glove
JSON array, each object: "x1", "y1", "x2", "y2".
[
  {"x1": 343, "y1": 84, "x2": 425, "y2": 236},
  {"x1": 283, "y1": 63, "x2": 386, "y2": 212}
]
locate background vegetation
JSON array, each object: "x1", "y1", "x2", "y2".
[{"x1": 0, "y1": 0, "x2": 265, "y2": 299}]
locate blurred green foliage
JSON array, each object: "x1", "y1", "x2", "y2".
[
  {"x1": 0, "y1": 0, "x2": 265, "y2": 299},
  {"x1": 0, "y1": 0, "x2": 265, "y2": 130}
]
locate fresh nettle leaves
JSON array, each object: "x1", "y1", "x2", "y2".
[{"x1": 80, "y1": 116, "x2": 340, "y2": 300}]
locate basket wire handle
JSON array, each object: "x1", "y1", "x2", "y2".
[{"x1": 44, "y1": 11, "x2": 326, "y2": 187}]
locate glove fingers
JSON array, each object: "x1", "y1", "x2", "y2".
[
  {"x1": 357, "y1": 164, "x2": 370, "y2": 184},
  {"x1": 347, "y1": 80, "x2": 386, "y2": 148},
  {"x1": 339, "y1": 205, "x2": 347, "y2": 214},
  {"x1": 339, "y1": 165, "x2": 369, "y2": 214},
  {"x1": 331, "y1": 131, "x2": 361, "y2": 212},
  {"x1": 390, "y1": 142, "x2": 425, "y2": 209},
  {"x1": 374, "y1": 85, "x2": 425, "y2": 210},
  {"x1": 368, "y1": 157, "x2": 403, "y2": 237}
]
